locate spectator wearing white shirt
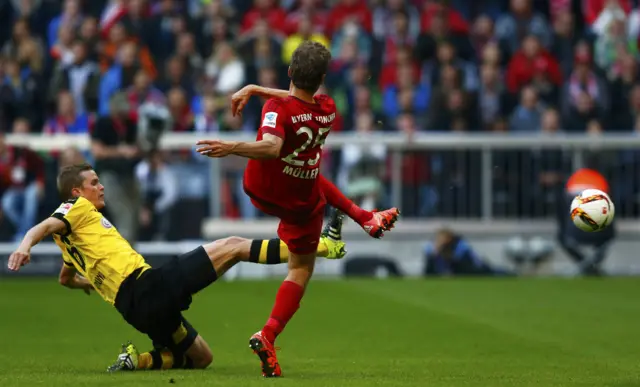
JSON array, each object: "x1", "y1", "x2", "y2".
[{"x1": 204, "y1": 41, "x2": 245, "y2": 95}]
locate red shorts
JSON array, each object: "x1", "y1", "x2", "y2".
[{"x1": 248, "y1": 196, "x2": 325, "y2": 255}]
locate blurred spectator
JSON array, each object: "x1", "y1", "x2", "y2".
[
  {"x1": 282, "y1": 14, "x2": 330, "y2": 64},
  {"x1": 326, "y1": 0, "x2": 372, "y2": 37},
  {"x1": 79, "y1": 17, "x2": 101, "y2": 61},
  {"x1": 167, "y1": 87, "x2": 194, "y2": 132},
  {"x1": 551, "y1": 10, "x2": 582, "y2": 76},
  {"x1": 510, "y1": 86, "x2": 545, "y2": 132},
  {"x1": 476, "y1": 64, "x2": 509, "y2": 130},
  {"x1": 331, "y1": 21, "x2": 372, "y2": 67},
  {"x1": 420, "y1": 0, "x2": 469, "y2": 35},
  {"x1": 496, "y1": 0, "x2": 552, "y2": 56},
  {"x1": 424, "y1": 228, "x2": 511, "y2": 276},
  {"x1": 337, "y1": 111, "x2": 386, "y2": 210},
  {"x1": 382, "y1": 64, "x2": 430, "y2": 122},
  {"x1": 241, "y1": 0, "x2": 287, "y2": 36},
  {"x1": 0, "y1": 131, "x2": 44, "y2": 241},
  {"x1": 136, "y1": 149, "x2": 178, "y2": 241},
  {"x1": 43, "y1": 90, "x2": 90, "y2": 134},
  {"x1": 174, "y1": 32, "x2": 204, "y2": 77},
  {"x1": 3, "y1": 17, "x2": 43, "y2": 69},
  {"x1": 194, "y1": 1, "x2": 235, "y2": 57},
  {"x1": 125, "y1": 69, "x2": 166, "y2": 122},
  {"x1": 91, "y1": 93, "x2": 140, "y2": 242},
  {"x1": 609, "y1": 53, "x2": 639, "y2": 129},
  {"x1": 284, "y1": 0, "x2": 328, "y2": 35},
  {"x1": 372, "y1": 0, "x2": 420, "y2": 41},
  {"x1": 588, "y1": 0, "x2": 632, "y2": 36},
  {"x1": 506, "y1": 34, "x2": 562, "y2": 95},
  {"x1": 0, "y1": 56, "x2": 43, "y2": 131},
  {"x1": 414, "y1": 12, "x2": 474, "y2": 64},
  {"x1": 100, "y1": 23, "x2": 157, "y2": 78},
  {"x1": 204, "y1": 41, "x2": 245, "y2": 95},
  {"x1": 529, "y1": 108, "x2": 570, "y2": 215},
  {"x1": 157, "y1": 56, "x2": 195, "y2": 99},
  {"x1": 144, "y1": 0, "x2": 183, "y2": 62},
  {"x1": 560, "y1": 49, "x2": 609, "y2": 128},
  {"x1": 469, "y1": 14, "x2": 497, "y2": 64},
  {"x1": 47, "y1": 0, "x2": 83, "y2": 48},
  {"x1": 423, "y1": 40, "x2": 479, "y2": 92},
  {"x1": 386, "y1": 113, "x2": 431, "y2": 217},
  {"x1": 99, "y1": 41, "x2": 149, "y2": 115},
  {"x1": 594, "y1": 16, "x2": 638, "y2": 74},
  {"x1": 48, "y1": 39, "x2": 100, "y2": 116},
  {"x1": 194, "y1": 93, "x2": 220, "y2": 133}
]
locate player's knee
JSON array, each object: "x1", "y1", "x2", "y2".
[
  {"x1": 192, "y1": 347, "x2": 213, "y2": 369},
  {"x1": 203, "y1": 236, "x2": 247, "y2": 255}
]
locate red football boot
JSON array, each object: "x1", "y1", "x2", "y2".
[
  {"x1": 361, "y1": 208, "x2": 400, "y2": 238},
  {"x1": 249, "y1": 331, "x2": 282, "y2": 377}
]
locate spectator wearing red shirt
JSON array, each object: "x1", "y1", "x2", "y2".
[
  {"x1": 241, "y1": 0, "x2": 287, "y2": 36},
  {"x1": 326, "y1": 0, "x2": 372, "y2": 37},
  {"x1": 506, "y1": 35, "x2": 562, "y2": 94},
  {"x1": 584, "y1": 0, "x2": 632, "y2": 27},
  {"x1": 284, "y1": 0, "x2": 328, "y2": 35},
  {"x1": 420, "y1": 0, "x2": 469, "y2": 35},
  {"x1": 0, "y1": 131, "x2": 44, "y2": 241}
]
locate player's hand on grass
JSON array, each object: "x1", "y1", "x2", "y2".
[
  {"x1": 7, "y1": 248, "x2": 31, "y2": 271},
  {"x1": 196, "y1": 140, "x2": 234, "y2": 158}
]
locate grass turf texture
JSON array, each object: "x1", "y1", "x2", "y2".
[{"x1": 0, "y1": 278, "x2": 639, "y2": 386}]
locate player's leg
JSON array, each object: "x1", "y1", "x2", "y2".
[
  {"x1": 250, "y1": 209, "x2": 346, "y2": 264},
  {"x1": 317, "y1": 174, "x2": 400, "y2": 238},
  {"x1": 249, "y1": 215, "x2": 324, "y2": 377},
  {"x1": 110, "y1": 317, "x2": 213, "y2": 371}
]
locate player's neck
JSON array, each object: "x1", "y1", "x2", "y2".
[{"x1": 289, "y1": 86, "x2": 316, "y2": 104}]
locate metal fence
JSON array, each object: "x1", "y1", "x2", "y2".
[{"x1": 8, "y1": 132, "x2": 640, "y2": 220}]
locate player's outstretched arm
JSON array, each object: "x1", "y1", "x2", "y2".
[
  {"x1": 7, "y1": 217, "x2": 66, "y2": 271},
  {"x1": 59, "y1": 264, "x2": 92, "y2": 294},
  {"x1": 196, "y1": 134, "x2": 283, "y2": 160},
  {"x1": 231, "y1": 85, "x2": 289, "y2": 117}
]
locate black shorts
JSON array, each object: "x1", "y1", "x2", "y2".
[{"x1": 114, "y1": 246, "x2": 215, "y2": 354}]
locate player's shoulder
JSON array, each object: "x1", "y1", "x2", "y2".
[
  {"x1": 313, "y1": 94, "x2": 336, "y2": 111},
  {"x1": 53, "y1": 197, "x2": 91, "y2": 216},
  {"x1": 262, "y1": 97, "x2": 287, "y2": 113}
]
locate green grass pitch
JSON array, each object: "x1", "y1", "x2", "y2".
[{"x1": 1, "y1": 277, "x2": 639, "y2": 386}]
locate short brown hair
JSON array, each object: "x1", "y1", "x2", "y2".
[
  {"x1": 57, "y1": 163, "x2": 93, "y2": 200},
  {"x1": 289, "y1": 41, "x2": 331, "y2": 93}
]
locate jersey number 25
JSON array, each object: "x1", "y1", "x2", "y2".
[{"x1": 281, "y1": 126, "x2": 331, "y2": 167}]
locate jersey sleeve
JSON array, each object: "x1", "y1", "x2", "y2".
[
  {"x1": 50, "y1": 198, "x2": 90, "y2": 236},
  {"x1": 260, "y1": 99, "x2": 287, "y2": 139}
]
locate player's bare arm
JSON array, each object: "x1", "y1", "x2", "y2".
[
  {"x1": 59, "y1": 264, "x2": 92, "y2": 295},
  {"x1": 7, "y1": 217, "x2": 66, "y2": 271},
  {"x1": 231, "y1": 85, "x2": 289, "y2": 117},
  {"x1": 196, "y1": 134, "x2": 283, "y2": 160}
]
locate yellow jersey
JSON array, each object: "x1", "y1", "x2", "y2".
[{"x1": 51, "y1": 197, "x2": 150, "y2": 305}]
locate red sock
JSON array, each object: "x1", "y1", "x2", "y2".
[
  {"x1": 318, "y1": 175, "x2": 373, "y2": 224},
  {"x1": 262, "y1": 280, "x2": 305, "y2": 343}
]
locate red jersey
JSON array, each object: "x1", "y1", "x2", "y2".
[{"x1": 244, "y1": 95, "x2": 337, "y2": 218}]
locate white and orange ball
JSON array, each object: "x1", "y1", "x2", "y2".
[{"x1": 570, "y1": 189, "x2": 615, "y2": 232}]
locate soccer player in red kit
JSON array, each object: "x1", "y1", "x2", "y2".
[{"x1": 196, "y1": 41, "x2": 399, "y2": 377}]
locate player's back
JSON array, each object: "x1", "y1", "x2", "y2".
[
  {"x1": 244, "y1": 94, "x2": 337, "y2": 217},
  {"x1": 51, "y1": 197, "x2": 150, "y2": 305}
]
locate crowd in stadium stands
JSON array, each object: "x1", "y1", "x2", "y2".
[{"x1": 0, "y1": 0, "x2": 639, "y2": 242}]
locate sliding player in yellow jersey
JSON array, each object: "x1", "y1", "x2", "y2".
[{"x1": 7, "y1": 163, "x2": 347, "y2": 372}]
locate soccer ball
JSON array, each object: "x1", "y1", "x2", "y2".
[{"x1": 570, "y1": 189, "x2": 615, "y2": 232}]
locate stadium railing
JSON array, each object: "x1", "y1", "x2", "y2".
[
  {"x1": 7, "y1": 131, "x2": 640, "y2": 221},
  {"x1": 3, "y1": 132, "x2": 640, "y2": 277}
]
